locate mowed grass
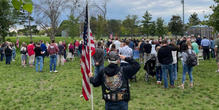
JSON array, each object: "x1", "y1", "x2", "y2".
[
  {"x1": 0, "y1": 37, "x2": 219, "y2": 109},
  {"x1": 5, "y1": 36, "x2": 82, "y2": 47}
]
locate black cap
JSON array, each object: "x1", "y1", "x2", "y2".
[{"x1": 108, "y1": 51, "x2": 119, "y2": 61}]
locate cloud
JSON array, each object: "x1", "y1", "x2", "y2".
[
  {"x1": 107, "y1": 0, "x2": 215, "y2": 22},
  {"x1": 15, "y1": 0, "x2": 216, "y2": 30}
]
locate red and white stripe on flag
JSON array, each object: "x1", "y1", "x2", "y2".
[{"x1": 81, "y1": 31, "x2": 95, "y2": 101}]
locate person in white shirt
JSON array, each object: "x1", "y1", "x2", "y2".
[
  {"x1": 113, "y1": 38, "x2": 121, "y2": 50},
  {"x1": 170, "y1": 41, "x2": 178, "y2": 81},
  {"x1": 151, "y1": 41, "x2": 156, "y2": 54}
]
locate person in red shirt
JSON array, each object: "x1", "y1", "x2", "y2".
[
  {"x1": 75, "y1": 40, "x2": 80, "y2": 51},
  {"x1": 47, "y1": 40, "x2": 59, "y2": 72},
  {"x1": 27, "y1": 41, "x2": 35, "y2": 67}
]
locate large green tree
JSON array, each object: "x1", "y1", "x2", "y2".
[
  {"x1": 106, "y1": 19, "x2": 122, "y2": 36},
  {"x1": 206, "y1": 0, "x2": 219, "y2": 33},
  {"x1": 156, "y1": 17, "x2": 165, "y2": 38},
  {"x1": 0, "y1": 0, "x2": 22, "y2": 43},
  {"x1": 141, "y1": 11, "x2": 152, "y2": 38},
  {"x1": 149, "y1": 21, "x2": 156, "y2": 37},
  {"x1": 168, "y1": 15, "x2": 184, "y2": 37},
  {"x1": 90, "y1": 16, "x2": 98, "y2": 35},
  {"x1": 59, "y1": 15, "x2": 80, "y2": 41},
  {"x1": 123, "y1": 15, "x2": 140, "y2": 37},
  {"x1": 188, "y1": 12, "x2": 201, "y2": 27},
  {"x1": 67, "y1": 15, "x2": 80, "y2": 40},
  {"x1": 96, "y1": 15, "x2": 105, "y2": 40}
]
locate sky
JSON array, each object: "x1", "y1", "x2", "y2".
[{"x1": 16, "y1": 0, "x2": 216, "y2": 30}]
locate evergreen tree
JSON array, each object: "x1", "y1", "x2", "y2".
[
  {"x1": 149, "y1": 21, "x2": 156, "y2": 37},
  {"x1": 168, "y1": 15, "x2": 184, "y2": 37},
  {"x1": 188, "y1": 12, "x2": 201, "y2": 27},
  {"x1": 156, "y1": 17, "x2": 165, "y2": 38},
  {"x1": 141, "y1": 11, "x2": 152, "y2": 38}
]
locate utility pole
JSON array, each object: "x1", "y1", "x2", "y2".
[
  {"x1": 182, "y1": 0, "x2": 185, "y2": 36},
  {"x1": 28, "y1": 12, "x2": 32, "y2": 41}
]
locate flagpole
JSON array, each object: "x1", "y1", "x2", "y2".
[{"x1": 87, "y1": 1, "x2": 94, "y2": 110}]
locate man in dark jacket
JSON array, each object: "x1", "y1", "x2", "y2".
[
  {"x1": 196, "y1": 35, "x2": 202, "y2": 49},
  {"x1": 93, "y1": 42, "x2": 104, "y2": 78},
  {"x1": 34, "y1": 43, "x2": 44, "y2": 72},
  {"x1": 5, "y1": 46, "x2": 12, "y2": 65},
  {"x1": 128, "y1": 38, "x2": 135, "y2": 50},
  {"x1": 143, "y1": 39, "x2": 152, "y2": 63},
  {"x1": 40, "y1": 41, "x2": 47, "y2": 63},
  {"x1": 158, "y1": 40, "x2": 177, "y2": 89},
  {"x1": 139, "y1": 40, "x2": 145, "y2": 64},
  {"x1": 89, "y1": 51, "x2": 141, "y2": 110}
]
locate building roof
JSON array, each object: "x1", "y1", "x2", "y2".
[{"x1": 189, "y1": 25, "x2": 209, "y2": 29}]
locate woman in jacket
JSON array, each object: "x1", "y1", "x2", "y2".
[
  {"x1": 170, "y1": 41, "x2": 178, "y2": 81},
  {"x1": 179, "y1": 43, "x2": 195, "y2": 89},
  {"x1": 5, "y1": 45, "x2": 12, "y2": 65},
  {"x1": 21, "y1": 43, "x2": 27, "y2": 67},
  {"x1": 67, "y1": 42, "x2": 74, "y2": 61}
]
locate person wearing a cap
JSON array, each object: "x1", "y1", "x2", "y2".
[
  {"x1": 191, "y1": 39, "x2": 199, "y2": 65},
  {"x1": 191, "y1": 34, "x2": 196, "y2": 42},
  {"x1": 89, "y1": 51, "x2": 141, "y2": 110},
  {"x1": 201, "y1": 37, "x2": 210, "y2": 60},
  {"x1": 196, "y1": 35, "x2": 202, "y2": 49},
  {"x1": 187, "y1": 36, "x2": 191, "y2": 41},
  {"x1": 34, "y1": 43, "x2": 44, "y2": 73}
]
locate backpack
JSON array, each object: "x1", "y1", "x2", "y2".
[{"x1": 186, "y1": 50, "x2": 197, "y2": 67}]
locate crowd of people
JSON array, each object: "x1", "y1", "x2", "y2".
[
  {"x1": 88, "y1": 35, "x2": 213, "y2": 109},
  {"x1": 90, "y1": 35, "x2": 218, "y2": 89},
  {"x1": 0, "y1": 35, "x2": 217, "y2": 83},
  {"x1": 0, "y1": 39, "x2": 82, "y2": 73},
  {"x1": 0, "y1": 35, "x2": 218, "y2": 109}
]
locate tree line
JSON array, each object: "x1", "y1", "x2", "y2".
[{"x1": 1, "y1": 0, "x2": 218, "y2": 43}]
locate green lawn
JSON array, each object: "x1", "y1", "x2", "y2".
[
  {"x1": 4, "y1": 36, "x2": 82, "y2": 47},
  {"x1": 0, "y1": 37, "x2": 219, "y2": 109}
]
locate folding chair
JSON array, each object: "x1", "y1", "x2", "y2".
[
  {"x1": 133, "y1": 50, "x2": 140, "y2": 62},
  {"x1": 198, "y1": 50, "x2": 204, "y2": 61}
]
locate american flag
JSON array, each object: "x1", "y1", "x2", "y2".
[
  {"x1": 81, "y1": 4, "x2": 95, "y2": 101},
  {"x1": 16, "y1": 36, "x2": 19, "y2": 48},
  {"x1": 110, "y1": 31, "x2": 113, "y2": 39}
]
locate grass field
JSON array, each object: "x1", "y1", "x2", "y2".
[
  {"x1": 0, "y1": 37, "x2": 219, "y2": 109},
  {"x1": 4, "y1": 36, "x2": 81, "y2": 48}
]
